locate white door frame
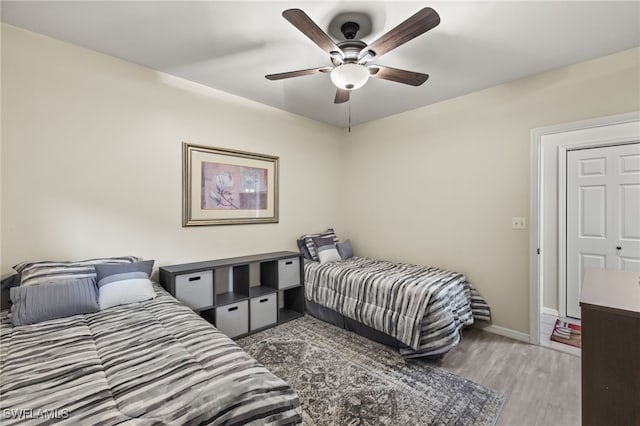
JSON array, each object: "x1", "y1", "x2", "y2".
[{"x1": 529, "y1": 111, "x2": 640, "y2": 344}]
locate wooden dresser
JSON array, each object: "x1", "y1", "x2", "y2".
[{"x1": 580, "y1": 269, "x2": 640, "y2": 426}]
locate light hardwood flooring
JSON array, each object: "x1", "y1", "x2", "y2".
[{"x1": 434, "y1": 328, "x2": 581, "y2": 426}]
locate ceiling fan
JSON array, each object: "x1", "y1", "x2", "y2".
[{"x1": 265, "y1": 8, "x2": 441, "y2": 104}]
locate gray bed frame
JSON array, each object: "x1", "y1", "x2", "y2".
[{"x1": 305, "y1": 298, "x2": 444, "y2": 361}]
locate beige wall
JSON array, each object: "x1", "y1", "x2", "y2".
[
  {"x1": 0, "y1": 24, "x2": 344, "y2": 276},
  {"x1": 341, "y1": 48, "x2": 640, "y2": 333},
  {"x1": 2, "y1": 23, "x2": 639, "y2": 334}
]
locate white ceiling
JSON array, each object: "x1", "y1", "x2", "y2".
[{"x1": 2, "y1": 1, "x2": 639, "y2": 128}]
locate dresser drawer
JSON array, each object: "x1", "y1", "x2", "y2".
[
  {"x1": 250, "y1": 293, "x2": 277, "y2": 331},
  {"x1": 278, "y1": 257, "x2": 300, "y2": 289},
  {"x1": 216, "y1": 300, "x2": 248, "y2": 338},
  {"x1": 175, "y1": 270, "x2": 213, "y2": 310}
]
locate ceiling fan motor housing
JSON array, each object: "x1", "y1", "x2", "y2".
[{"x1": 335, "y1": 40, "x2": 368, "y2": 64}]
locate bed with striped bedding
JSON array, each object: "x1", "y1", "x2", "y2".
[
  {"x1": 304, "y1": 257, "x2": 491, "y2": 358},
  {"x1": 0, "y1": 283, "x2": 301, "y2": 425}
]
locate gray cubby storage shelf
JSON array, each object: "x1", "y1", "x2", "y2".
[{"x1": 158, "y1": 251, "x2": 304, "y2": 339}]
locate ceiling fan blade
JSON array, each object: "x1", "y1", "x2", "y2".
[
  {"x1": 368, "y1": 65, "x2": 429, "y2": 86},
  {"x1": 265, "y1": 66, "x2": 332, "y2": 81},
  {"x1": 283, "y1": 9, "x2": 344, "y2": 57},
  {"x1": 334, "y1": 89, "x2": 350, "y2": 104},
  {"x1": 359, "y1": 7, "x2": 440, "y2": 62}
]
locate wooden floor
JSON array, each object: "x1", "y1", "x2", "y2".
[{"x1": 434, "y1": 328, "x2": 581, "y2": 426}]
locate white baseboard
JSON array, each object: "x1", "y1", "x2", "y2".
[
  {"x1": 542, "y1": 307, "x2": 560, "y2": 317},
  {"x1": 476, "y1": 324, "x2": 531, "y2": 343}
]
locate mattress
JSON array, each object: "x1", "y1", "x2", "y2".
[
  {"x1": 0, "y1": 284, "x2": 301, "y2": 425},
  {"x1": 304, "y1": 256, "x2": 491, "y2": 357}
]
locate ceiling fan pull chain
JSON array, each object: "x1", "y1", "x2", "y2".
[{"x1": 348, "y1": 98, "x2": 352, "y2": 133}]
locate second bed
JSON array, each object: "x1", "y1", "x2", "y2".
[{"x1": 304, "y1": 256, "x2": 491, "y2": 358}]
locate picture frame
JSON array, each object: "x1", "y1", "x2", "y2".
[{"x1": 182, "y1": 142, "x2": 279, "y2": 226}]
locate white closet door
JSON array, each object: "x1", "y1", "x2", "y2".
[{"x1": 566, "y1": 142, "x2": 640, "y2": 319}]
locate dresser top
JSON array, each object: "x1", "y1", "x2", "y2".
[{"x1": 580, "y1": 268, "x2": 640, "y2": 316}]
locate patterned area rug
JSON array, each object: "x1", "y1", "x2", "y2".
[{"x1": 237, "y1": 316, "x2": 505, "y2": 425}]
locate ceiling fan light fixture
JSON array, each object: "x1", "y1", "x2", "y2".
[{"x1": 330, "y1": 63, "x2": 369, "y2": 91}]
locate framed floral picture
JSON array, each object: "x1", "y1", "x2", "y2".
[{"x1": 182, "y1": 142, "x2": 279, "y2": 226}]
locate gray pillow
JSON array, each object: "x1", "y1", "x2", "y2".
[
  {"x1": 312, "y1": 237, "x2": 341, "y2": 264},
  {"x1": 1, "y1": 274, "x2": 20, "y2": 310},
  {"x1": 337, "y1": 239, "x2": 354, "y2": 260},
  {"x1": 10, "y1": 277, "x2": 99, "y2": 326},
  {"x1": 94, "y1": 260, "x2": 154, "y2": 283},
  {"x1": 94, "y1": 260, "x2": 156, "y2": 310}
]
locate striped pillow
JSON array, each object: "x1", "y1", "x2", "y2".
[
  {"x1": 296, "y1": 238, "x2": 313, "y2": 260},
  {"x1": 13, "y1": 256, "x2": 141, "y2": 287},
  {"x1": 300, "y1": 228, "x2": 338, "y2": 261}
]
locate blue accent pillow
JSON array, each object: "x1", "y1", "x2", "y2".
[
  {"x1": 9, "y1": 277, "x2": 99, "y2": 326},
  {"x1": 94, "y1": 260, "x2": 156, "y2": 310}
]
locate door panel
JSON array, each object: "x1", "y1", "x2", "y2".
[
  {"x1": 580, "y1": 186, "x2": 606, "y2": 237},
  {"x1": 580, "y1": 157, "x2": 606, "y2": 176},
  {"x1": 620, "y1": 154, "x2": 640, "y2": 174},
  {"x1": 578, "y1": 253, "x2": 607, "y2": 295},
  {"x1": 619, "y1": 257, "x2": 640, "y2": 272},
  {"x1": 566, "y1": 142, "x2": 640, "y2": 319},
  {"x1": 620, "y1": 184, "x2": 640, "y2": 239}
]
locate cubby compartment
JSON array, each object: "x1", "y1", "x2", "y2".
[
  {"x1": 215, "y1": 266, "x2": 249, "y2": 306},
  {"x1": 261, "y1": 256, "x2": 300, "y2": 290},
  {"x1": 216, "y1": 301, "x2": 249, "y2": 338},
  {"x1": 278, "y1": 286, "x2": 304, "y2": 324},
  {"x1": 278, "y1": 257, "x2": 300, "y2": 289},
  {"x1": 200, "y1": 308, "x2": 216, "y2": 326},
  {"x1": 249, "y1": 263, "x2": 261, "y2": 286},
  {"x1": 174, "y1": 270, "x2": 214, "y2": 310},
  {"x1": 250, "y1": 261, "x2": 277, "y2": 299},
  {"x1": 250, "y1": 293, "x2": 277, "y2": 331}
]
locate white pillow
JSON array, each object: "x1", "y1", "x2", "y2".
[
  {"x1": 99, "y1": 277, "x2": 156, "y2": 310},
  {"x1": 94, "y1": 261, "x2": 156, "y2": 310},
  {"x1": 318, "y1": 249, "x2": 341, "y2": 264}
]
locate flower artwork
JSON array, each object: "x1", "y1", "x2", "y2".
[
  {"x1": 201, "y1": 162, "x2": 268, "y2": 210},
  {"x1": 183, "y1": 142, "x2": 278, "y2": 226}
]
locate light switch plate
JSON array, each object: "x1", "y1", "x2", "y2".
[{"x1": 512, "y1": 217, "x2": 527, "y2": 230}]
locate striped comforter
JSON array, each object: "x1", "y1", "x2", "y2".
[
  {"x1": 0, "y1": 284, "x2": 301, "y2": 425},
  {"x1": 305, "y1": 257, "x2": 491, "y2": 357}
]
